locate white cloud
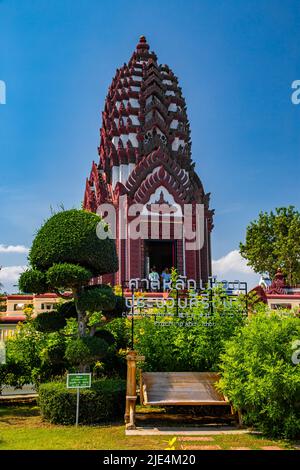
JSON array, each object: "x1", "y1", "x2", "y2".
[
  {"x1": 212, "y1": 250, "x2": 254, "y2": 275},
  {"x1": 0, "y1": 265, "x2": 27, "y2": 292},
  {"x1": 212, "y1": 250, "x2": 260, "y2": 290},
  {"x1": 0, "y1": 244, "x2": 29, "y2": 254}
]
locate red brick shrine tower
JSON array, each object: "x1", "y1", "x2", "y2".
[{"x1": 83, "y1": 36, "x2": 214, "y2": 286}]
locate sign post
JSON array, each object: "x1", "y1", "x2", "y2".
[
  {"x1": 76, "y1": 387, "x2": 80, "y2": 426},
  {"x1": 67, "y1": 373, "x2": 91, "y2": 426}
]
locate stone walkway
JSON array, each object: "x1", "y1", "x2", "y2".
[
  {"x1": 126, "y1": 428, "x2": 298, "y2": 450},
  {"x1": 126, "y1": 426, "x2": 255, "y2": 436}
]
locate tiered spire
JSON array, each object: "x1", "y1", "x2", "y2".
[
  {"x1": 83, "y1": 37, "x2": 214, "y2": 285},
  {"x1": 84, "y1": 36, "x2": 205, "y2": 208}
]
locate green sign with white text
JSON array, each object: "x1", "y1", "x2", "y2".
[{"x1": 67, "y1": 373, "x2": 91, "y2": 389}]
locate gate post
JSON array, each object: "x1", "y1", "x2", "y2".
[{"x1": 125, "y1": 350, "x2": 138, "y2": 429}]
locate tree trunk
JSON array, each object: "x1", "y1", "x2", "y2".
[
  {"x1": 78, "y1": 311, "x2": 87, "y2": 337},
  {"x1": 72, "y1": 287, "x2": 87, "y2": 338}
]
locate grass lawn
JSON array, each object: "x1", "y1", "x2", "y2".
[{"x1": 0, "y1": 405, "x2": 296, "y2": 450}]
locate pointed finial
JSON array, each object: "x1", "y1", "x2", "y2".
[{"x1": 137, "y1": 35, "x2": 150, "y2": 51}]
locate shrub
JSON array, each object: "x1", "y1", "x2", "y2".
[
  {"x1": 34, "y1": 311, "x2": 67, "y2": 332},
  {"x1": 0, "y1": 323, "x2": 68, "y2": 387},
  {"x1": 39, "y1": 378, "x2": 126, "y2": 424},
  {"x1": 40, "y1": 333, "x2": 67, "y2": 365},
  {"x1": 104, "y1": 318, "x2": 131, "y2": 349},
  {"x1": 56, "y1": 301, "x2": 77, "y2": 319},
  {"x1": 219, "y1": 312, "x2": 300, "y2": 439},
  {"x1": 134, "y1": 290, "x2": 246, "y2": 372},
  {"x1": 77, "y1": 286, "x2": 116, "y2": 313},
  {"x1": 0, "y1": 362, "x2": 31, "y2": 391},
  {"x1": 64, "y1": 337, "x2": 109, "y2": 367},
  {"x1": 98, "y1": 350, "x2": 127, "y2": 379},
  {"x1": 94, "y1": 329, "x2": 116, "y2": 346},
  {"x1": 102, "y1": 295, "x2": 129, "y2": 320},
  {"x1": 46, "y1": 263, "x2": 92, "y2": 288},
  {"x1": 19, "y1": 268, "x2": 48, "y2": 294}
]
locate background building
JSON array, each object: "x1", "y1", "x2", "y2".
[
  {"x1": 252, "y1": 269, "x2": 300, "y2": 311},
  {"x1": 0, "y1": 293, "x2": 62, "y2": 341}
]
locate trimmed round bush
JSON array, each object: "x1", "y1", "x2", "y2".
[
  {"x1": 39, "y1": 379, "x2": 126, "y2": 424},
  {"x1": 77, "y1": 286, "x2": 116, "y2": 313},
  {"x1": 29, "y1": 209, "x2": 118, "y2": 275},
  {"x1": 19, "y1": 268, "x2": 48, "y2": 294},
  {"x1": 105, "y1": 318, "x2": 131, "y2": 349},
  {"x1": 34, "y1": 311, "x2": 67, "y2": 332},
  {"x1": 47, "y1": 263, "x2": 92, "y2": 289},
  {"x1": 94, "y1": 329, "x2": 116, "y2": 346},
  {"x1": 56, "y1": 301, "x2": 77, "y2": 319},
  {"x1": 102, "y1": 295, "x2": 129, "y2": 319},
  {"x1": 65, "y1": 337, "x2": 109, "y2": 366}
]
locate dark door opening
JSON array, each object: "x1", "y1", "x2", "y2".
[{"x1": 144, "y1": 240, "x2": 176, "y2": 277}]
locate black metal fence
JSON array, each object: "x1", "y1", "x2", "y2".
[{"x1": 121, "y1": 278, "x2": 248, "y2": 350}]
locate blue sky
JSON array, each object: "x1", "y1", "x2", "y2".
[{"x1": 0, "y1": 0, "x2": 300, "y2": 291}]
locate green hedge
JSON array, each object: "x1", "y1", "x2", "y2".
[{"x1": 39, "y1": 378, "x2": 126, "y2": 425}]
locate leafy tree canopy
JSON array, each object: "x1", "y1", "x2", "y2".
[{"x1": 240, "y1": 206, "x2": 300, "y2": 284}]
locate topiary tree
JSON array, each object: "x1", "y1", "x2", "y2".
[{"x1": 19, "y1": 210, "x2": 119, "y2": 346}]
